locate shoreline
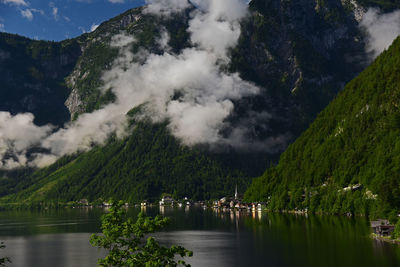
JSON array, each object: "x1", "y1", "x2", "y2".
[{"x1": 371, "y1": 233, "x2": 400, "y2": 244}]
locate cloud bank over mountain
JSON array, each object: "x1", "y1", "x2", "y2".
[{"x1": 0, "y1": 0, "x2": 260, "y2": 169}]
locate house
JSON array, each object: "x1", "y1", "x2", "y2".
[
  {"x1": 257, "y1": 203, "x2": 266, "y2": 211},
  {"x1": 213, "y1": 200, "x2": 219, "y2": 208},
  {"x1": 251, "y1": 203, "x2": 257, "y2": 211},
  {"x1": 78, "y1": 199, "x2": 89, "y2": 206},
  {"x1": 371, "y1": 219, "x2": 395, "y2": 236},
  {"x1": 351, "y1": 184, "x2": 363, "y2": 191},
  {"x1": 159, "y1": 195, "x2": 174, "y2": 206}
]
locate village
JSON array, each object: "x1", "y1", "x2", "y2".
[
  {"x1": 74, "y1": 186, "x2": 398, "y2": 242},
  {"x1": 73, "y1": 185, "x2": 267, "y2": 214},
  {"x1": 139, "y1": 185, "x2": 267, "y2": 213}
]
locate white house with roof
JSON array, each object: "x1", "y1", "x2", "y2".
[{"x1": 159, "y1": 195, "x2": 174, "y2": 206}]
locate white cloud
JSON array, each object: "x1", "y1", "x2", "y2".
[
  {"x1": 108, "y1": 0, "x2": 124, "y2": 3},
  {"x1": 20, "y1": 8, "x2": 44, "y2": 21},
  {"x1": 78, "y1": 26, "x2": 86, "y2": 33},
  {"x1": 1, "y1": 0, "x2": 28, "y2": 6},
  {"x1": 0, "y1": 24, "x2": 4, "y2": 32},
  {"x1": 144, "y1": 0, "x2": 190, "y2": 16},
  {"x1": 79, "y1": 23, "x2": 99, "y2": 34},
  {"x1": 52, "y1": 7, "x2": 58, "y2": 20},
  {"x1": 188, "y1": 0, "x2": 248, "y2": 59},
  {"x1": 0, "y1": 112, "x2": 52, "y2": 169},
  {"x1": 63, "y1": 15, "x2": 70, "y2": 22},
  {"x1": 90, "y1": 23, "x2": 99, "y2": 32},
  {"x1": 361, "y1": 8, "x2": 400, "y2": 60},
  {"x1": 20, "y1": 9, "x2": 33, "y2": 20},
  {"x1": 32, "y1": 8, "x2": 44, "y2": 15}
]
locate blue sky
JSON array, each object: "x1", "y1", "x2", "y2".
[{"x1": 0, "y1": 0, "x2": 145, "y2": 41}]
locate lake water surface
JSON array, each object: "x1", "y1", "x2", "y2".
[{"x1": 0, "y1": 206, "x2": 399, "y2": 267}]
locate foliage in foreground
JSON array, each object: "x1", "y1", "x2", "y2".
[{"x1": 90, "y1": 201, "x2": 192, "y2": 267}]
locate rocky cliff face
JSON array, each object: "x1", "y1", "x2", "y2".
[
  {"x1": 62, "y1": 0, "x2": 371, "y2": 156},
  {"x1": 227, "y1": 0, "x2": 369, "y2": 155},
  {"x1": 64, "y1": 9, "x2": 145, "y2": 119},
  {"x1": 63, "y1": 7, "x2": 192, "y2": 120},
  {"x1": 0, "y1": 34, "x2": 81, "y2": 126}
]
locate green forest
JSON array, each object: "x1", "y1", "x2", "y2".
[{"x1": 245, "y1": 36, "x2": 400, "y2": 219}]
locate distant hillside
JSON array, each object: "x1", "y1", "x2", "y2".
[{"x1": 245, "y1": 36, "x2": 400, "y2": 219}]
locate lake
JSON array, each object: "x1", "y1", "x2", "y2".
[{"x1": 0, "y1": 206, "x2": 399, "y2": 267}]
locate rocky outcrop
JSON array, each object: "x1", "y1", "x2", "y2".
[
  {"x1": 348, "y1": 0, "x2": 367, "y2": 22},
  {"x1": 64, "y1": 87, "x2": 85, "y2": 119},
  {"x1": 228, "y1": 0, "x2": 368, "y2": 152}
]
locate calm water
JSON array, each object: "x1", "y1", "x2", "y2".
[{"x1": 0, "y1": 206, "x2": 399, "y2": 267}]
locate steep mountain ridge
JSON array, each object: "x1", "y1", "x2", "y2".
[{"x1": 245, "y1": 36, "x2": 400, "y2": 218}]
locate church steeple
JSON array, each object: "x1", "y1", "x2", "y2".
[{"x1": 235, "y1": 184, "x2": 238, "y2": 200}]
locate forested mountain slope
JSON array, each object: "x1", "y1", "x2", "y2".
[
  {"x1": 0, "y1": 111, "x2": 246, "y2": 204},
  {"x1": 245, "y1": 37, "x2": 400, "y2": 218}
]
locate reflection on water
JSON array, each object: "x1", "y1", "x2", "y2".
[
  {"x1": 0, "y1": 207, "x2": 399, "y2": 267},
  {"x1": 2, "y1": 233, "x2": 103, "y2": 267}
]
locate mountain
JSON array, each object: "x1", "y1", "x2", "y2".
[
  {"x1": 245, "y1": 36, "x2": 400, "y2": 219},
  {"x1": 61, "y1": 0, "x2": 372, "y2": 168},
  {"x1": 0, "y1": 0, "x2": 398, "y2": 204},
  {"x1": 0, "y1": 33, "x2": 80, "y2": 126}
]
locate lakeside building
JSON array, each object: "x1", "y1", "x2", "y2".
[
  {"x1": 159, "y1": 195, "x2": 174, "y2": 206},
  {"x1": 371, "y1": 220, "x2": 395, "y2": 237}
]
